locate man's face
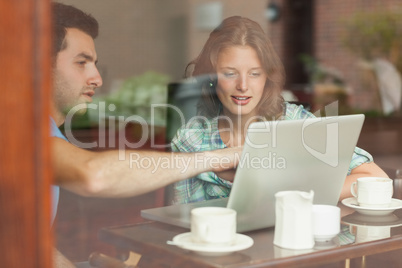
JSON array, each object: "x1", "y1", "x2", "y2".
[{"x1": 53, "y1": 28, "x2": 102, "y2": 119}]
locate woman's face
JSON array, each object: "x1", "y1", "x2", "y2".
[{"x1": 215, "y1": 45, "x2": 267, "y2": 120}]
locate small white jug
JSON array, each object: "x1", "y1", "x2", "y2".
[{"x1": 273, "y1": 190, "x2": 315, "y2": 250}]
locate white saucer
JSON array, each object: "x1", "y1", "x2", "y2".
[
  {"x1": 342, "y1": 212, "x2": 402, "y2": 227},
  {"x1": 341, "y1": 197, "x2": 402, "y2": 216},
  {"x1": 170, "y1": 232, "x2": 254, "y2": 256}
]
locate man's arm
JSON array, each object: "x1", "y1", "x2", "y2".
[
  {"x1": 340, "y1": 162, "x2": 389, "y2": 201},
  {"x1": 52, "y1": 137, "x2": 242, "y2": 197}
]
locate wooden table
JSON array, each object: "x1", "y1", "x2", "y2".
[{"x1": 98, "y1": 187, "x2": 402, "y2": 267}]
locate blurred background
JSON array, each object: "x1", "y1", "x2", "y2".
[
  {"x1": 54, "y1": 0, "x2": 402, "y2": 262},
  {"x1": 59, "y1": 0, "x2": 402, "y2": 118}
]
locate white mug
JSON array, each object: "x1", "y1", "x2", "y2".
[
  {"x1": 312, "y1": 205, "x2": 340, "y2": 242},
  {"x1": 351, "y1": 177, "x2": 393, "y2": 208},
  {"x1": 190, "y1": 207, "x2": 236, "y2": 246}
]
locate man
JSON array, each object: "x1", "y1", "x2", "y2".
[{"x1": 51, "y1": 3, "x2": 240, "y2": 267}]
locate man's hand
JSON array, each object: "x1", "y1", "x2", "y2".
[{"x1": 206, "y1": 146, "x2": 243, "y2": 173}]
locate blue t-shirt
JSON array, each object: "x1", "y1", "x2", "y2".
[{"x1": 50, "y1": 118, "x2": 69, "y2": 224}]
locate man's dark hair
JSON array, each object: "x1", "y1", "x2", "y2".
[{"x1": 52, "y1": 2, "x2": 99, "y2": 58}]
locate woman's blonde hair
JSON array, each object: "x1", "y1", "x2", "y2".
[{"x1": 185, "y1": 16, "x2": 285, "y2": 119}]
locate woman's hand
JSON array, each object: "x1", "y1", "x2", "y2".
[
  {"x1": 341, "y1": 162, "x2": 388, "y2": 201},
  {"x1": 215, "y1": 169, "x2": 237, "y2": 182}
]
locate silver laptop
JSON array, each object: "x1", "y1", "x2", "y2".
[{"x1": 141, "y1": 114, "x2": 365, "y2": 232}]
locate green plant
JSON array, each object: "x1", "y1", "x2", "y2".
[
  {"x1": 341, "y1": 10, "x2": 402, "y2": 72},
  {"x1": 299, "y1": 54, "x2": 345, "y2": 86},
  {"x1": 90, "y1": 71, "x2": 171, "y2": 126}
]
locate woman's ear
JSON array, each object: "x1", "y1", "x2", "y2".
[{"x1": 208, "y1": 74, "x2": 218, "y2": 88}]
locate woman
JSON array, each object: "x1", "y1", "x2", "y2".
[{"x1": 170, "y1": 16, "x2": 387, "y2": 204}]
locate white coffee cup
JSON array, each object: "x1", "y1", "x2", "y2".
[
  {"x1": 351, "y1": 177, "x2": 393, "y2": 208},
  {"x1": 190, "y1": 207, "x2": 236, "y2": 246},
  {"x1": 312, "y1": 205, "x2": 340, "y2": 242}
]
